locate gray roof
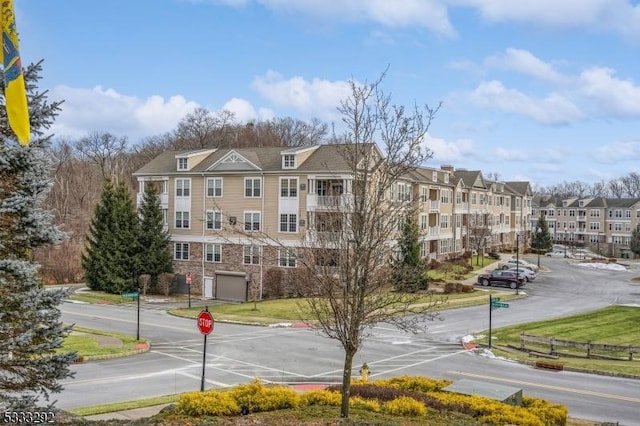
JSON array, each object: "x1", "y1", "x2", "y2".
[{"x1": 133, "y1": 144, "x2": 381, "y2": 176}]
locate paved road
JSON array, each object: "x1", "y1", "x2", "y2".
[{"x1": 57, "y1": 256, "x2": 640, "y2": 425}]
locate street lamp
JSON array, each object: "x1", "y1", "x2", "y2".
[
  {"x1": 535, "y1": 225, "x2": 541, "y2": 267},
  {"x1": 597, "y1": 232, "x2": 601, "y2": 259},
  {"x1": 515, "y1": 233, "x2": 520, "y2": 295},
  {"x1": 564, "y1": 226, "x2": 567, "y2": 258}
]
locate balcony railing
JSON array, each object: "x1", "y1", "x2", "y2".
[
  {"x1": 136, "y1": 192, "x2": 168, "y2": 208},
  {"x1": 306, "y1": 194, "x2": 354, "y2": 211}
]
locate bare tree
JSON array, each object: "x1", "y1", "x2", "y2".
[
  {"x1": 174, "y1": 107, "x2": 236, "y2": 149},
  {"x1": 469, "y1": 213, "x2": 492, "y2": 264},
  {"x1": 608, "y1": 179, "x2": 626, "y2": 198},
  {"x1": 268, "y1": 116, "x2": 328, "y2": 146},
  {"x1": 296, "y1": 73, "x2": 443, "y2": 418},
  {"x1": 620, "y1": 172, "x2": 640, "y2": 197},
  {"x1": 74, "y1": 131, "x2": 129, "y2": 183}
]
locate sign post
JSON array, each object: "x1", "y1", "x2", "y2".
[
  {"x1": 489, "y1": 295, "x2": 509, "y2": 349},
  {"x1": 197, "y1": 307, "x2": 214, "y2": 391},
  {"x1": 186, "y1": 272, "x2": 192, "y2": 308}
]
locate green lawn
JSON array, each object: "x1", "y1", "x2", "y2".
[
  {"x1": 476, "y1": 305, "x2": 640, "y2": 377},
  {"x1": 60, "y1": 325, "x2": 146, "y2": 358},
  {"x1": 170, "y1": 290, "x2": 520, "y2": 323},
  {"x1": 69, "y1": 290, "x2": 137, "y2": 305}
]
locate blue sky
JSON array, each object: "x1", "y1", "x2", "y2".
[{"x1": 16, "y1": 0, "x2": 640, "y2": 187}]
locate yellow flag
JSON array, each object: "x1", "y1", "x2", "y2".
[{"x1": 1, "y1": 0, "x2": 30, "y2": 145}]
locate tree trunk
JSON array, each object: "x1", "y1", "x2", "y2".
[{"x1": 340, "y1": 348, "x2": 356, "y2": 418}]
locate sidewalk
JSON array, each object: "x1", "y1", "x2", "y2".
[{"x1": 82, "y1": 404, "x2": 172, "y2": 422}]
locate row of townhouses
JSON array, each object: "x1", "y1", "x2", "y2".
[
  {"x1": 134, "y1": 144, "x2": 533, "y2": 301},
  {"x1": 533, "y1": 195, "x2": 640, "y2": 259}
]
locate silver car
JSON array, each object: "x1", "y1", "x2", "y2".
[{"x1": 506, "y1": 267, "x2": 537, "y2": 282}]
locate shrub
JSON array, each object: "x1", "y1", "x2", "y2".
[
  {"x1": 263, "y1": 268, "x2": 284, "y2": 299},
  {"x1": 300, "y1": 389, "x2": 341, "y2": 406},
  {"x1": 383, "y1": 396, "x2": 427, "y2": 417},
  {"x1": 522, "y1": 396, "x2": 568, "y2": 426},
  {"x1": 350, "y1": 396, "x2": 381, "y2": 412},
  {"x1": 228, "y1": 379, "x2": 300, "y2": 413},
  {"x1": 178, "y1": 390, "x2": 241, "y2": 416},
  {"x1": 374, "y1": 375, "x2": 452, "y2": 392}
]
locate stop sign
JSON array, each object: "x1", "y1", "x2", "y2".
[{"x1": 197, "y1": 310, "x2": 214, "y2": 335}]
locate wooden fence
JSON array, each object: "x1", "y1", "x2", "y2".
[{"x1": 519, "y1": 333, "x2": 640, "y2": 361}]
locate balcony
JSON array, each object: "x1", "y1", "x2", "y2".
[
  {"x1": 136, "y1": 192, "x2": 168, "y2": 208},
  {"x1": 306, "y1": 194, "x2": 354, "y2": 211},
  {"x1": 429, "y1": 200, "x2": 440, "y2": 211}
]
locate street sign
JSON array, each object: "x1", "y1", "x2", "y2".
[
  {"x1": 122, "y1": 292, "x2": 139, "y2": 299},
  {"x1": 197, "y1": 310, "x2": 214, "y2": 335},
  {"x1": 492, "y1": 297, "x2": 500, "y2": 302},
  {"x1": 186, "y1": 272, "x2": 192, "y2": 285},
  {"x1": 492, "y1": 302, "x2": 509, "y2": 308}
]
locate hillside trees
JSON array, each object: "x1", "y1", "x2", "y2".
[{"x1": 0, "y1": 61, "x2": 76, "y2": 410}]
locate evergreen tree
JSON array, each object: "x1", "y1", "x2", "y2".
[
  {"x1": 138, "y1": 185, "x2": 173, "y2": 286},
  {"x1": 393, "y1": 214, "x2": 428, "y2": 292},
  {"x1": 82, "y1": 180, "x2": 140, "y2": 294},
  {"x1": 630, "y1": 227, "x2": 640, "y2": 258},
  {"x1": 0, "y1": 61, "x2": 76, "y2": 410},
  {"x1": 532, "y1": 213, "x2": 553, "y2": 253},
  {"x1": 81, "y1": 180, "x2": 116, "y2": 291}
]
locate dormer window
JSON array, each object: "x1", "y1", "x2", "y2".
[
  {"x1": 432, "y1": 171, "x2": 437, "y2": 181},
  {"x1": 444, "y1": 174, "x2": 449, "y2": 184},
  {"x1": 178, "y1": 158, "x2": 188, "y2": 170},
  {"x1": 283, "y1": 154, "x2": 295, "y2": 169}
]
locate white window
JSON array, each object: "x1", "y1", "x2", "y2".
[
  {"x1": 440, "y1": 189, "x2": 449, "y2": 203},
  {"x1": 420, "y1": 242, "x2": 427, "y2": 257},
  {"x1": 432, "y1": 171, "x2": 437, "y2": 181},
  {"x1": 590, "y1": 209, "x2": 600, "y2": 217},
  {"x1": 244, "y1": 178, "x2": 261, "y2": 197},
  {"x1": 589, "y1": 222, "x2": 600, "y2": 230},
  {"x1": 177, "y1": 158, "x2": 188, "y2": 170},
  {"x1": 174, "y1": 243, "x2": 189, "y2": 260},
  {"x1": 626, "y1": 210, "x2": 631, "y2": 218},
  {"x1": 243, "y1": 246, "x2": 261, "y2": 265},
  {"x1": 440, "y1": 215, "x2": 449, "y2": 229},
  {"x1": 444, "y1": 174, "x2": 449, "y2": 184},
  {"x1": 280, "y1": 214, "x2": 297, "y2": 233},
  {"x1": 439, "y1": 239, "x2": 449, "y2": 254},
  {"x1": 280, "y1": 178, "x2": 298, "y2": 197},
  {"x1": 206, "y1": 210, "x2": 222, "y2": 230},
  {"x1": 420, "y1": 186, "x2": 428, "y2": 203},
  {"x1": 206, "y1": 178, "x2": 223, "y2": 197},
  {"x1": 420, "y1": 214, "x2": 427, "y2": 230},
  {"x1": 470, "y1": 193, "x2": 476, "y2": 205},
  {"x1": 244, "y1": 211, "x2": 261, "y2": 231},
  {"x1": 205, "y1": 244, "x2": 221, "y2": 262},
  {"x1": 283, "y1": 154, "x2": 295, "y2": 168},
  {"x1": 279, "y1": 248, "x2": 297, "y2": 267},
  {"x1": 175, "y1": 179, "x2": 190, "y2": 197},
  {"x1": 175, "y1": 211, "x2": 189, "y2": 228}
]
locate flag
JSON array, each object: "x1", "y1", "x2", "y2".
[{"x1": 1, "y1": 0, "x2": 30, "y2": 145}]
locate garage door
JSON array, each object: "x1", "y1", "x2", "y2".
[{"x1": 215, "y1": 271, "x2": 247, "y2": 302}]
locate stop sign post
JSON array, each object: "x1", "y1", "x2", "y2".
[
  {"x1": 197, "y1": 310, "x2": 214, "y2": 335},
  {"x1": 198, "y1": 307, "x2": 214, "y2": 391},
  {"x1": 186, "y1": 272, "x2": 192, "y2": 308}
]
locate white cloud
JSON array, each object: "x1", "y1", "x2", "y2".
[
  {"x1": 252, "y1": 70, "x2": 352, "y2": 119},
  {"x1": 468, "y1": 80, "x2": 583, "y2": 124},
  {"x1": 424, "y1": 133, "x2": 476, "y2": 161},
  {"x1": 257, "y1": 0, "x2": 456, "y2": 36},
  {"x1": 455, "y1": 0, "x2": 640, "y2": 40},
  {"x1": 484, "y1": 48, "x2": 567, "y2": 84},
  {"x1": 591, "y1": 140, "x2": 640, "y2": 163},
  {"x1": 50, "y1": 85, "x2": 199, "y2": 142},
  {"x1": 495, "y1": 147, "x2": 528, "y2": 161},
  {"x1": 578, "y1": 67, "x2": 640, "y2": 117}
]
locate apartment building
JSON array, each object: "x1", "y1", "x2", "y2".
[
  {"x1": 134, "y1": 144, "x2": 533, "y2": 300},
  {"x1": 532, "y1": 195, "x2": 640, "y2": 258}
]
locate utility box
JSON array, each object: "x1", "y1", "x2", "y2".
[{"x1": 444, "y1": 379, "x2": 523, "y2": 406}]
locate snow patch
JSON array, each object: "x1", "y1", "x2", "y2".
[{"x1": 577, "y1": 262, "x2": 626, "y2": 271}]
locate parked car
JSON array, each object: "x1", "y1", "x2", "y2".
[
  {"x1": 477, "y1": 270, "x2": 526, "y2": 289},
  {"x1": 486, "y1": 252, "x2": 501, "y2": 260},
  {"x1": 505, "y1": 267, "x2": 537, "y2": 282},
  {"x1": 499, "y1": 258, "x2": 539, "y2": 272}
]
